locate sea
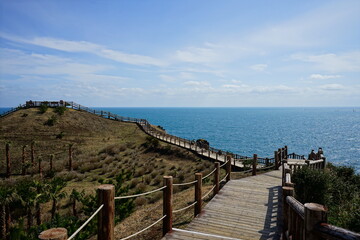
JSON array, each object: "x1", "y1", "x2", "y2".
[{"x1": 1, "y1": 107, "x2": 359, "y2": 172}]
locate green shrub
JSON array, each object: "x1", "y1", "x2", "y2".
[
  {"x1": 56, "y1": 131, "x2": 65, "y2": 139},
  {"x1": 39, "y1": 104, "x2": 48, "y2": 113},
  {"x1": 292, "y1": 167, "x2": 330, "y2": 205},
  {"x1": 142, "y1": 136, "x2": 160, "y2": 150},
  {"x1": 44, "y1": 115, "x2": 58, "y2": 126},
  {"x1": 292, "y1": 165, "x2": 360, "y2": 232},
  {"x1": 54, "y1": 106, "x2": 67, "y2": 115}
]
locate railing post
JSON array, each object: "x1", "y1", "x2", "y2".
[
  {"x1": 252, "y1": 154, "x2": 257, "y2": 176},
  {"x1": 275, "y1": 151, "x2": 279, "y2": 169},
  {"x1": 98, "y1": 184, "x2": 115, "y2": 240},
  {"x1": 163, "y1": 176, "x2": 173, "y2": 236},
  {"x1": 194, "y1": 173, "x2": 202, "y2": 216},
  {"x1": 39, "y1": 228, "x2": 68, "y2": 240},
  {"x1": 282, "y1": 186, "x2": 294, "y2": 238},
  {"x1": 278, "y1": 148, "x2": 282, "y2": 165},
  {"x1": 304, "y1": 203, "x2": 327, "y2": 240},
  {"x1": 284, "y1": 145, "x2": 288, "y2": 158},
  {"x1": 214, "y1": 162, "x2": 220, "y2": 195},
  {"x1": 226, "y1": 155, "x2": 231, "y2": 182}
]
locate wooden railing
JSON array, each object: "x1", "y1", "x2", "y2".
[
  {"x1": 281, "y1": 153, "x2": 360, "y2": 240},
  {"x1": 2, "y1": 100, "x2": 284, "y2": 171},
  {"x1": 39, "y1": 157, "x2": 235, "y2": 240}
]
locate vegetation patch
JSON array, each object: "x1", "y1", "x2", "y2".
[{"x1": 292, "y1": 164, "x2": 360, "y2": 232}]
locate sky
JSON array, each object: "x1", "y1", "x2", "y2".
[{"x1": 0, "y1": 0, "x2": 359, "y2": 107}]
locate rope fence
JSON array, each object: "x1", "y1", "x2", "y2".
[
  {"x1": 202, "y1": 168, "x2": 216, "y2": 180},
  {"x1": 173, "y1": 180, "x2": 197, "y2": 186},
  {"x1": 114, "y1": 186, "x2": 166, "y2": 200},
  {"x1": 220, "y1": 173, "x2": 229, "y2": 183},
  {"x1": 67, "y1": 204, "x2": 104, "y2": 240},
  {"x1": 13, "y1": 101, "x2": 290, "y2": 239},
  {"x1": 118, "y1": 215, "x2": 166, "y2": 240},
  {"x1": 202, "y1": 185, "x2": 216, "y2": 200},
  {"x1": 173, "y1": 201, "x2": 197, "y2": 213}
]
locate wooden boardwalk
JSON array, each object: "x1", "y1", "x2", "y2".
[{"x1": 163, "y1": 170, "x2": 283, "y2": 240}]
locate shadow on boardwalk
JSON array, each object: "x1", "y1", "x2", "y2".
[
  {"x1": 260, "y1": 186, "x2": 283, "y2": 240},
  {"x1": 164, "y1": 170, "x2": 283, "y2": 240}
]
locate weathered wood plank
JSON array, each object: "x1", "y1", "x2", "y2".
[{"x1": 163, "y1": 169, "x2": 283, "y2": 240}]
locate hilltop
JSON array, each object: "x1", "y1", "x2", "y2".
[{"x1": 0, "y1": 106, "x2": 220, "y2": 240}]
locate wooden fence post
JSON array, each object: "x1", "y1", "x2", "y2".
[
  {"x1": 163, "y1": 176, "x2": 173, "y2": 236},
  {"x1": 98, "y1": 184, "x2": 115, "y2": 240},
  {"x1": 226, "y1": 155, "x2": 231, "y2": 182},
  {"x1": 5, "y1": 143, "x2": 10, "y2": 178},
  {"x1": 31, "y1": 141, "x2": 35, "y2": 165},
  {"x1": 278, "y1": 148, "x2": 282, "y2": 165},
  {"x1": 195, "y1": 173, "x2": 202, "y2": 216},
  {"x1": 282, "y1": 186, "x2": 294, "y2": 238},
  {"x1": 252, "y1": 154, "x2": 257, "y2": 176},
  {"x1": 304, "y1": 203, "x2": 327, "y2": 240},
  {"x1": 22, "y1": 145, "x2": 27, "y2": 175},
  {"x1": 275, "y1": 151, "x2": 279, "y2": 169},
  {"x1": 214, "y1": 162, "x2": 220, "y2": 195},
  {"x1": 39, "y1": 228, "x2": 68, "y2": 240},
  {"x1": 38, "y1": 157, "x2": 43, "y2": 178}
]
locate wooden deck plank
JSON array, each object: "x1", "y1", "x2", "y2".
[{"x1": 163, "y1": 169, "x2": 283, "y2": 240}]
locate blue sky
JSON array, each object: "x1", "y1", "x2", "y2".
[{"x1": 0, "y1": 0, "x2": 359, "y2": 107}]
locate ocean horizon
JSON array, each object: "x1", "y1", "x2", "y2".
[{"x1": 1, "y1": 106, "x2": 359, "y2": 172}]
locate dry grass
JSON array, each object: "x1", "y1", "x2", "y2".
[{"x1": 0, "y1": 107, "x2": 222, "y2": 238}]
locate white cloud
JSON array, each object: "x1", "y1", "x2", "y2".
[
  {"x1": 184, "y1": 81, "x2": 210, "y2": 87},
  {"x1": 0, "y1": 48, "x2": 128, "y2": 83},
  {"x1": 159, "y1": 74, "x2": 176, "y2": 82},
  {"x1": 248, "y1": 1, "x2": 360, "y2": 47},
  {"x1": 175, "y1": 47, "x2": 217, "y2": 63},
  {"x1": 319, "y1": 84, "x2": 345, "y2": 91},
  {"x1": 250, "y1": 64, "x2": 268, "y2": 72},
  {"x1": 291, "y1": 52, "x2": 360, "y2": 72},
  {"x1": 1, "y1": 34, "x2": 166, "y2": 66},
  {"x1": 179, "y1": 72, "x2": 194, "y2": 79},
  {"x1": 309, "y1": 74, "x2": 342, "y2": 80}
]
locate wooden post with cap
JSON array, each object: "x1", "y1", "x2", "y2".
[
  {"x1": 194, "y1": 173, "x2": 202, "y2": 216},
  {"x1": 304, "y1": 203, "x2": 327, "y2": 240},
  {"x1": 226, "y1": 155, "x2": 231, "y2": 182},
  {"x1": 98, "y1": 184, "x2": 115, "y2": 240},
  {"x1": 163, "y1": 176, "x2": 173, "y2": 236},
  {"x1": 214, "y1": 162, "x2": 220, "y2": 195},
  {"x1": 252, "y1": 154, "x2": 257, "y2": 176},
  {"x1": 39, "y1": 228, "x2": 67, "y2": 240}
]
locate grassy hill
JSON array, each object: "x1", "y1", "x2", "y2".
[{"x1": 0, "y1": 107, "x2": 221, "y2": 239}]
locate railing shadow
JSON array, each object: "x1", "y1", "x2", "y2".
[{"x1": 259, "y1": 186, "x2": 283, "y2": 240}]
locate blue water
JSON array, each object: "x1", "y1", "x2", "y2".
[{"x1": 1, "y1": 107, "x2": 359, "y2": 172}]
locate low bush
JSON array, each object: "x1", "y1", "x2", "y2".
[
  {"x1": 44, "y1": 115, "x2": 57, "y2": 126},
  {"x1": 39, "y1": 104, "x2": 48, "y2": 113},
  {"x1": 292, "y1": 164, "x2": 360, "y2": 232},
  {"x1": 54, "y1": 106, "x2": 67, "y2": 115}
]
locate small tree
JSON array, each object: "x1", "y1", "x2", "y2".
[
  {"x1": 48, "y1": 178, "x2": 67, "y2": 219},
  {"x1": 39, "y1": 104, "x2": 48, "y2": 113},
  {"x1": 0, "y1": 186, "x2": 16, "y2": 240},
  {"x1": 30, "y1": 141, "x2": 35, "y2": 165},
  {"x1": 22, "y1": 145, "x2": 27, "y2": 175},
  {"x1": 70, "y1": 189, "x2": 84, "y2": 217}
]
